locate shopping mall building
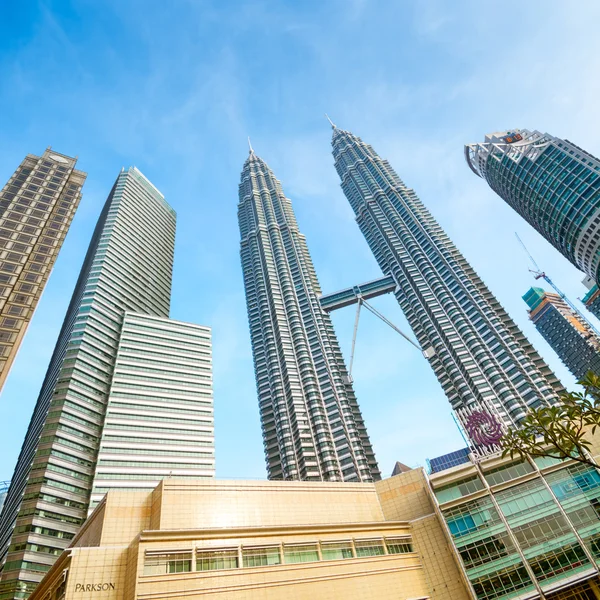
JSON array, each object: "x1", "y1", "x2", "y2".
[{"x1": 28, "y1": 442, "x2": 600, "y2": 600}]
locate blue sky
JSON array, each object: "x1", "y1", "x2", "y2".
[{"x1": 0, "y1": 0, "x2": 599, "y2": 481}]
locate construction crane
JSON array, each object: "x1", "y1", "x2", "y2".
[{"x1": 515, "y1": 233, "x2": 600, "y2": 337}]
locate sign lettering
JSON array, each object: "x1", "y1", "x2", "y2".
[{"x1": 74, "y1": 583, "x2": 116, "y2": 592}]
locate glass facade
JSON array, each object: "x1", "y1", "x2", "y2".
[
  {"x1": 524, "y1": 287, "x2": 600, "y2": 380},
  {"x1": 0, "y1": 168, "x2": 214, "y2": 599},
  {"x1": 237, "y1": 149, "x2": 380, "y2": 482},
  {"x1": 434, "y1": 456, "x2": 600, "y2": 600},
  {"x1": 466, "y1": 130, "x2": 600, "y2": 283},
  {"x1": 331, "y1": 125, "x2": 563, "y2": 441},
  {"x1": 0, "y1": 149, "x2": 87, "y2": 393}
]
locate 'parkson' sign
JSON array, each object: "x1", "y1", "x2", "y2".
[{"x1": 74, "y1": 583, "x2": 115, "y2": 592}]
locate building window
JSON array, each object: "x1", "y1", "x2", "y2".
[
  {"x1": 354, "y1": 539, "x2": 385, "y2": 557},
  {"x1": 283, "y1": 544, "x2": 319, "y2": 564},
  {"x1": 385, "y1": 538, "x2": 414, "y2": 554},
  {"x1": 527, "y1": 542, "x2": 590, "y2": 582},
  {"x1": 434, "y1": 474, "x2": 485, "y2": 503},
  {"x1": 320, "y1": 541, "x2": 353, "y2": 560},
  {"x1": 242, "y1": 546, "x2": 281, "y2": 567},
  {"x1": 483, "y1": 460, "x2": 534, "y2": 486},
  {"x1": 143, "y1": 551, "x2": 192, "y2": 575},
  {"x1": 196, "y1": 549, "x2": 238, "y2": 571},
  {"x1": 471, "y1": 563, "x2": 534, "y2": 600}
]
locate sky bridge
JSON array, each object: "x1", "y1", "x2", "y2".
[
  {"x1": 318, "y1": 275, "x2": 433, "y2": 382},
  {"x1": 319, "y1": 275, "x2": 397, "y2": 312}
]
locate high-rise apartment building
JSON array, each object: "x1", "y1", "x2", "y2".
[
  {"x1": 0, "y1": 484, "x2": 8, "y2": 518},
  {"x1": 238, "y1": 148, "x2": 380, "y2": 483},
  {"x1": 0, "y1": 167, "x2": 214, "y2": 599},
  {"x1": 584, "y1": 284, "x2": 600, "y2": 321},
  {"x1": 524, "y1": 286, "x2": 600, "y2": 381},
  {"x1": 466, "y1": 130, "x2": 600, "y2": 282},
  {"x1": 0, "y1": 149, "x2": 86, "y2": 393},
  {"x1": 330, "y1": 124, "x2": 563, "y2": 441}
]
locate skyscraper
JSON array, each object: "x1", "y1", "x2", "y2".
[
  {"x1": 0, "y1": 167, "x2": 214, "y2": 599},
  {"x1": 524, "y1": 286, "x2": 600, "y2": 381},
  {"x1": 465, "y1": 130, "x2": 600, "y2": 282},
  {"x1": 583, "y1": 284, "x2": 600, "y2": 320},
  {"x1": 238, "y1": 147, "x2": 380, "y2": 483},
  {"x1": 0, "y1": 149, "x2": 87, "y2": 393},
  {"x1": 330, "y1": 124, "x2": 564, "y2": 441}
]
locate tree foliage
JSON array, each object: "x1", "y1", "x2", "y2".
[{"x1": 502, "y1": 372, "x2": 600, "y2": 469}]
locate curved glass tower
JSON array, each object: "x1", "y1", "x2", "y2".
[
  {"x1": 238, "y1": 148, "x2": 380, "y2": 483},
  {"x1": 331, "y1": 125, "x2": 564, "y2": 440},
  {"x1": 466, "y1": 130, "x2": 600, "y2": 282}
]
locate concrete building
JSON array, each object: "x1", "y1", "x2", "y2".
[
  {"x1": 238, "y1": 147, "x2": 380, "y2": 482},
  {"x1": 329, "y1": 123, "x2": 563, "y2": 444},
  {"x1": 28, "y1": 442, "x2": 600, "y2": 600},
  {"x1": 524, "y1": 287, "x2": 600, "y2": 381},
  {"x1": 0, "y1": 149, "x2": 87, "y2": 393},
  {"x1": 466, "y1": 130, "x2": 600, "y2": 283},
  {"x1": 27, "y1": 474, "x2": 470, "y2": 600},
  {"x1": 0, "y1": 168, "x2": 214, "y2": 599}
]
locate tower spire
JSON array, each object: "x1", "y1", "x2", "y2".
[
  {"x1": 248, "y1": 137, "x2": 254, "y2": 154},
  {"x1": 325, "y1": 114, "x2": 336, "y2": 129}
]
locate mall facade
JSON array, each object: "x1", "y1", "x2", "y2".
[{"x1": 27, "y1": 439, "x2": 600, "y2": 600}]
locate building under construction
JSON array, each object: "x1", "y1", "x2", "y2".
[{"x1": 524, "y1": 287, "x2": 600, "y2": 381}]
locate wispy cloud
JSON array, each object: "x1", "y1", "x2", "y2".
[{"x1": 0, "y1": 0, "x2": 598, "y2": 480}]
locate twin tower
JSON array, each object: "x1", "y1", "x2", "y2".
[{"x1": 238, "y1": 124, "x2": 570, "y2": 483}]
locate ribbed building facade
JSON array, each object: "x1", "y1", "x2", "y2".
[
  {"x1": 466, "y1": 130, "x2": 600, "y2": 282},
  {"x1": 0, "y1": 149, "x2": 86, "y2": 393},
  {"x1": 238, "y1": 149, "x2": 380, "y2": 483},
  {"x1": 89, "y1": 312, "x2": 214, "y2": 509},
  {"x1": 0, "y1": 168, "x2": 214, "y2": 599},
  {"x1": 524, "y1": 287, "x2": 600, "y2": 381},
  {"x1": 330, "y1": 125, "x2": 564, "y2": 441}
]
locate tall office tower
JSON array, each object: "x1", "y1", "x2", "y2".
[
  {"x1": 330, "y1": 124, "x2": 564, "y2": 439},
  {"x1": 0, "y1": 167, "x2": 214, "y2": 600},
  {"x1": 238, "y1": 148, "x2": 380, "y2": 483},
  {"x1": 0, "y1": 149, "x2": 86, "y2": 393},
  {"x1": 524, "y1": 287, "x2": 600, "y2": 380},
  {"x1": 466, "y1": 130, "x2": 600, "y2": 282},
  {"x1": 89, "y1": 311, "x2": 214, "y2": 509}
]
